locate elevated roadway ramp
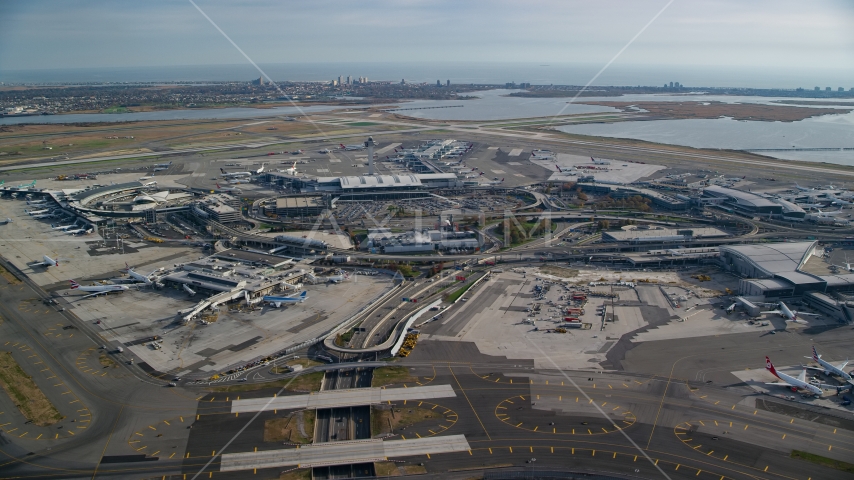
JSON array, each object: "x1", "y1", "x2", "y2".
[
  {"x1": 220, "y1": 435, "x2": 471, "y2": 470},
  {"x1": 230, "y1": 384, "x2": 456, "y2": 413}
]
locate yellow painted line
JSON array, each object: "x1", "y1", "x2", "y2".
[
  {"x1": 723, "y1": 455, "x2": 728, "y2": 461},
  {"x1": 509, "y1": 447, "x2": 513, "y2": 453},
  {"x1": 533, "y1": 426, "x2": 538, "y2": 431},
  {"x1": 782, "y1": 434, "x2": 786, "y2": 439},
  {"x1": 488, "y1": 448, "x2": 492, "y2": 454},
  {"x1": 707, "y1": 451, "x2": 714, "y2": 456},
  {"x1": 744, "y1": 425, "x2": 749, "y2": 430}
]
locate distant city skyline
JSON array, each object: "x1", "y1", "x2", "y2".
[{"x1": 1, "y1": 0, "x2": 852, "y2": 81}]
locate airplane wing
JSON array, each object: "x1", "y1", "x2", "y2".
[
  {"x1": 30, "y1": 261, "x2": 48, "y2": 267},
  {"x1": 797, "y1": 369, "x2": 807, "y2": 383},
  {"x1": 837, "y1": 360, "x2": 850, "y2": 370},
  {"x1": 765, "y1": 382, "x2": 794, "y2": 387},
  {"x1": 760, "y1": 310, "x2": 781, "y2": 315},
  {"x1": 76, "y1": 291, "x2": 108, "y2": 300},
  {"x1": 793, "y1": 311, "x2": 819, "y2": 316}
]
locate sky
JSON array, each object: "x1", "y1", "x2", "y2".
[{"x1": 1, "y1": 0, "x2": 853, "y2": 82}]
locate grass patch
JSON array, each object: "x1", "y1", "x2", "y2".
[
  {"x1": 445, "y1": 281, "x2": 475, "y2": 303},
  {"x1": 97, "y1": 353, "x2": 116, "y2": 368},
  {"x1": 403, "y1": 465, "x2": 427, "y2": 474},
  {"x1": 210, "y1": 371, "x2": 324, "y2": 393},
  {"x1": 371, "y1": 366, "x2": 416, "y2": 387},
  {"x1": 0, "y1": 265, "x2": 21, "y2": 284},
  {"x1": 335, "y1": 329, "x2": 355, "y2": 346},
  {"x1": 790, "y1": 450, "x2": 854, "y2": 473},
  {"x1": 263, "y1": 410, "x2": 315, "y2": 444},
  {"x1": 278, "y1": 468, "x2": 311, "y2": 480},
  {"x1": 0, "y1": 352, "x2": 64, "y2": 426},
  {"x1": 347, "y1": 122, "x2": 381, "y2": 127},
  {"x1": 374, "y1": 462, "x2": 401, "y2": 476},
  {"x1": 371, "y1": 405, "x2": 444, "y2": 436}
]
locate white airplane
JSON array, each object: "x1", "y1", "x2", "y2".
[
  {"x1": 31, "y1": 213, "x2": 55, "y2": 220},
  {"x1": 65, "y1": 228, "x2": 87, "y2": 235},
  {"x1": 51, "y1": 224, "x2": 77, "y2": 231},
  {"x1": 815, "y1": 209, "x2": 844, "y2": 217},
  {"x1": 591, "y1": 157, "x2": 610, "y2": 165},
  {"x1": 794, "y1": 182, "x2": 813, "y2": 192},
  {"x1": 183, "y1": 284, "x2": 197, "y2": 296},
  {"x1": 16, "y1": 180, "x2": 36, "y2": 189},
  {"x1": 26, "y1": 208, "x2": 50, "y2": 216},
  {"x1": 0, "y1": 218, "x2": 11, "y2": 225},
  {"x1": 69, "y1": 280, "x2": 129, "y2": 299},
  {"x1": 215, "y1": 183, "x2": 242, "y2": 194},
  {"x1": 326, "y1": 272, "x2": 349, "y2": 284},
  {"x1": 725, "y1": 303, "x2": 736, "y2": 314},
  {"x1": 228, "y1": 178, "x2": 249, "y2": 185},
  {"x1": 282, "y1": 161, "x2": 298, "y2": 175},
  {"x1": 765, "y1": 356, "x2": 823, "y2": 396},
  {"x1": 339, "y1": 143, "x2": 366, "y2": 151},
  {"x1": 485, "y1": 178, "x2": 504, "y2": 185},
  {"x1": 291, "y1": 149, "x2": 304, "y2": 155},
  {"x1": 530, "y1": 152, "x2": 554, "y2": 160},
  {"x1": 27, "y1": 200, "x2": 49, "y2": 206},
  {"x1": 154, "y1": 161, "x2": 172, "y2": 168},
  {"x1": 832, "y1": 197, "x2": 854, "y2": 206},
  {"x1": 255, "y1": 163, "x2": 266, "y2": 174},
  {"x1": 124, "y1": 263, "x2": 157, "y2": 284},
  {"x1": 761, "y1": 301, "x2": 818, "y2": 324},
  {"x1": 263, "y1": 291, "x2": 308, "y2": 307},
  {"x1": 806, "y1": 346, "x2": 851, "y2": 381},
  {"x1": 319, "y1": 149, "x2": 332, "y2": 154},
  {"x1": 31, "y1": 255, "x2": 60, "y2": 268},
  {"x1": 220, "y1": 168, "x2": 252, "y2": 178},
  {"x1": 143, "y1": 181, "x2": 158, "y2": 187}
]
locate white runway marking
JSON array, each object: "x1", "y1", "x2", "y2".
[{"x1": 508, "y1": 148, "x2": 523, "y2": 156}]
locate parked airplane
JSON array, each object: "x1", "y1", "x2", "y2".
[
  {"x1": 765, "y1": 356, "x2": 822, "y2": 396},
  {"x1": 154, "y1": 161, "x2": 172, "y2": 168},
  {"x1": 26, "y1": 208, "x2": 50, "y2": 216},
  {"x1": 51, "y1": 223, "x2": 77, "y2": 230},
  {"x1": 69, "y1": 280, "x2": 129, "y2": 299},
  {"x1": 228, "y1": 178, "x2": 250, "y2": 185},
  {"x1": 142, "y1": 181, "x2": 158, "y2": 187},
  {"x1": 815, "y1": 209, "x2": 844, "y2": 217},
  {"x1": 65, "y1": 228, "x2": 88, "y2": 235},
  {"x1": 725, "y1": 303, "x2": 736, "y2": 314},
  {"x1": 291, "y1": 149, "x2": 304, "y2": 155},
  {"x1": 219, "y1": 168, "x2": 252, "y2": 178},
  {"x1": 339, "y1": 143, "x2": 366, "y2": 151},
  {"x1": 0, "y1": 218, "x2": 11, "y2": 225},
  {"x1": 263, "y1": 291, "x2": 308, "y2": 307},
  {"x1": 16, "y1": 180, "x2": 36, "y2": 189},
  {"x1": 255, "y1": 163, "x2": 266, "y2": 174},
  {"x1": 282, "y1": 161, "x2": 298, "y2": 175},
  {"x1": 215, "y1": 183, "x2": 242, "y2": 194},
  {"x1": 31, "y1": 213, "x2": 55, "y2": 220},
  {"x1": 182, "y1": 284, "x2": 197, "y2": 296},
  {"x1": 326, "y1": 272, "x2": 349, "y2": 284},
  {"x1": 761, "y1": 301, "x2": 818, "y2": 324},
  {"x1": 31, "y1": 255, "x2": 60, "y2": 268},
  {"x1": 318, "y1": 148, "x2": 332, "y2": 154},
  {"x1": 485, "y1": 178, "x2": 505, "y2": 185},
  {"x1": 124, "y1": 263, "x2": 158, "y2": 284},
  {"x1": 591, "y1": 157, "x2": 610, "y2": 165},
  {"x1": 832, "y1": 198, "x2": 854, "y2": 206},
  {"x1": 794, "y1": 182, "x2": 813, "y2": 192},
  {"x1": 530, "y1": 152, "x2": 555, "y2": 160},
  {"x1": 27, "y1": 199, "x2": 49, "y2": 206},
  {"x1": 806, "y1": 346, "x2": 852, "y2": 381}
]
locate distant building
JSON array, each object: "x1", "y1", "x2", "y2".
[
  {"x1": 331, "y1": 79, "x2": 338, "y2": 86},
  {"x1": 446, "y1": 80, "x2": 450, "y2": 87},
  {"x1": 347, "y1": 75, "x2": 352, "y2": 85},
  {"x1": 401, "y1": 79, "x2": 406, "y2": 85},
  {"x1": 840, "y1": 87, "x2": 845, "y2": 92},
  {"x1": 250, "y1": 76, "x2": 265, "y2": 86},
  {"x1": 826, "y1": 87, "x2": 831, "y2": 91},
  {"x1": 815, "y1": 86, "x2": 820, "y2": 91},
  {"x1": 436, "y1": 80, "x2": 441, "y2": 87},
  {"x1": 338, "y1": 76, "x2": 343, "y2": 86}
]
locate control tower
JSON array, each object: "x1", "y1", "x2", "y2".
[{"x1": 364, "y1": 136, "x2": 376, "y2": 175}]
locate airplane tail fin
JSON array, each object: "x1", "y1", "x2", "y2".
[
  {"x1": 300, "y1": 291, "x2": 307, "y2": 298},
  {"x1": 765, "y1": 356, "x2": 779, "y2": 378},
  {"x1": 812, "y1": 346, "x2": 820, "y2": 362},
  {"x1": 220, "y1": 168, "x2": 226, "y2": 174},
  {"x1": 340, "y1": 144, "x2": 346, "y2": 148},
  {"x1": 70, "y1": 280, "x2": 79, "y2": 289}
]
